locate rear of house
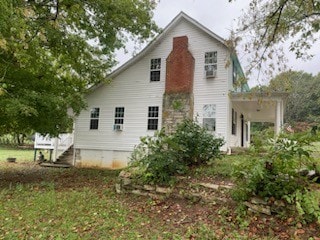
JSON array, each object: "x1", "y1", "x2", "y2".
[{"x1": 73, "y1": 12, "x2": 254, "y2": 169}]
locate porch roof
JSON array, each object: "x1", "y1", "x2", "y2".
[{"x1": 230, "y1": 92, "x2": 288, "y2": 123}]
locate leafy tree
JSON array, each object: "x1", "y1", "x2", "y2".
[
  {"x1": 248, "y1": 69, "x2": 320, "y2": 125},
  {"x1": 0, "y1": 0, "x2": 158, "y2": 136},
  {"x1": 257, "y1": 70, "x2": 320, "y2": 123},
  {"x1": 229, "y1": 0, "x2": 320, "y2": 81}
]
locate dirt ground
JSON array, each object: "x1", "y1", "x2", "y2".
[{"x1": 1, "y1": 161, "x2": 320, "y2": 239}]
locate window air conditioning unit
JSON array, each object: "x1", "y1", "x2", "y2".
[
  {"x1": 206, "y1": 70, "x2": 216, "y2": 79},
  {"x1": 113, "y1": 124, "x2": 123, "y2": 131}
]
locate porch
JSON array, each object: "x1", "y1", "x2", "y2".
[
  {"x1": 230, "y1": 92, "x2": 288, "y2": 145},
  {"x1": 34, "y1": 133, "x2": 74, "y2": 166}
]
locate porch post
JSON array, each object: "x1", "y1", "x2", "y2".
[
  {"x1": 247, "y1": 121, "x2": 251, "y2": 147},
  {"x1": 52, "y1": 137, "x2": 59, "y2": 162},
  {"x1": 275, "y1": 100, "x2": 282, "y2": 135}
]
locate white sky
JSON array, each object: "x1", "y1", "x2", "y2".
[{"x1": 116, "y1": 0, "x2": 319, "y2": 86}]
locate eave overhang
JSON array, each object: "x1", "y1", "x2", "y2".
[{"x1": 230, "y1": 92, "x2": 289, "y2": 122}]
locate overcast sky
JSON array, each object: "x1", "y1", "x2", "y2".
[{"x1": 116, "y1": 0, "x2": 319, "y2": 86}]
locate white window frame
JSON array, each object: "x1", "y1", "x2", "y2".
[
  {"x1": 114, "y1": 107, "x2": 125, "y2": 125},
  {"x1": 147, "y1": 106, "x2": 159, "y2": 130},
  {"x1": 89, "y1": 107, "x2": 100, "y2": 130},
  {"x1": 204, "y1": 51, "x2": 217, "y2": 78},
  {"x1": 150, "y1": 58, "x2": 161, "y2": 82},
  {"x1": 203, "y1": 104, "x2": 216, "y2": 132}
]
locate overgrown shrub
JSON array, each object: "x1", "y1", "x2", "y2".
[
  {"x1": 232, "y1": 131, "x2": 320, "y2": 223},
  {"x1": 285, "y1": 189, "x2": 320, "y2": 223},
  {"x1": 173, "y1": 119, "x2": 224, "y2": 166},
  {"x1": 130, "y1": 119, "x2": 225, "y2": 185},
  {"x1": 130, "y1": 130, "x2": 187, "y2": 184}
]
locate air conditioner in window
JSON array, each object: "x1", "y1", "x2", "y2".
[
  {"x1": 113, "y1": 124, "x2": 123, "y2": 131},
  {"x1": 206, "y1": 70, "x2": 217, "y2": 79}
]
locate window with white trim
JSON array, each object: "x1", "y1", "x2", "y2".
[
  {"x1": 147, "y1": 106, "x2": 159, "y2": 130},
  {"x1": 150, "y1": 58, "x2": 161, "y2": 81},
  {"x1": 90, "y1": 108, "x2": 100, "y2": 130},
  {"x1": 204, "y1": 51, "x2": 217, "y2": 78},
  {"x1": 232, "y1": 108, "x2": 237, "y2": 135},
  {"x1": 114, "y1": 107, "x2": 124, "y2": 125},
  {"x1": 203, "y1": 104, "x2": 216, "y2": 131},
  {"x1": 232, "y1": 59, "x2": 238, "y2": 84}
]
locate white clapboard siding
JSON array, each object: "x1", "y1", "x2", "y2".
[{"x1": 74, "y1": 15, "x2": 236, "y2": 167}]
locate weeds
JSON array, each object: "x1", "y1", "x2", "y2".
[{"x1": 232, "y1": 131, "x2": 320, "y2": 223}]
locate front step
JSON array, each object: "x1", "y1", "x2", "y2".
[
  {"x1": 56, "y1": 146, "x2": 74, "y2": 165},
  {"x1": 40, "y1": 162, "x2": 72, "y2": 168}
]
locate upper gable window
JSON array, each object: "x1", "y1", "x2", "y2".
[
  {"x1": 204, "y1": 51, "x2": 217, "y2": 78},
  {"x1": 90, "y1": 108, "x2": 100, "y2": 130},
  {"x1": 150, "y1": 58, "x2": 161, "y2": 82}
]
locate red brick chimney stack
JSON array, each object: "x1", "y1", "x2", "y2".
[{"x1": 165, "y1": 36, "x2": 194, "y2": 93}]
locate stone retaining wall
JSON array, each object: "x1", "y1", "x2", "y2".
[
  {"x1": 116, "y1": 170, "x2": 291, "y2": 216},
  {"x1": 116, "y1": 170, "x2": 234, "y2": 204}
]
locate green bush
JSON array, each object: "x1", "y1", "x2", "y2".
[
  {"x1": 173, "y1": 119, "x2": 224, "y2": 166},
  {"x1": 130, "y1": 119, "x2": 225, "y2": 185},
  {"x1": 285, "y1": 189, "x2": 320, "y2": 223},
  {"x1": 130, "y1": 130, "x2": 187, "y2": 184},
  {"x1": 232, "y1": 131, "x2": 320, "y2": 223}
]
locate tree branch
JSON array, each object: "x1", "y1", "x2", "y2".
[{"x1": 52, "y1": 0, "x2": 59, "y2": 21}]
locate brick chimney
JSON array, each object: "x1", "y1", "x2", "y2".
[
  {"x1": 165, "y1": 36, "x2": 194, "y2": 93},
  {"x1": 162, "y1": 36, "x2": 195, "y2": 132}
]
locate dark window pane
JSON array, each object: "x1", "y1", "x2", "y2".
[
  {"x1": 150, "y1": 58, "x2": 161, "y2": 70},
  {"x1": 90, "y1": 108, "x2": 100, "y2": 118},
  {"x1": 147, "y1": 106, "x2": 159, "y2": 130},
  {"x1": 115, "y1": 119, "x2": 123, "y2": 125},
  {"x1": 90, "y1": 119, "x2": 99, "y2": 130},
  {"x1": 232, "y1": 109, "x2": 237, "y2": 135},
  {"x1": 150, "y1": 71, "x2": 160, "y2": 81},
  {"x1": 114, "y1": 107, "x2": 125, "y2": 125},
  {"x1": 148, "y1": 119, "x2": 158, "y2": 130},
  {"x1": 148, "y1": 106, "x2": 159, "y2": 117}
]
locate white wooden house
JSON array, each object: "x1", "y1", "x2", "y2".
[{"x1": 72, "y1": 12, "x2": 286, "y2": 169}]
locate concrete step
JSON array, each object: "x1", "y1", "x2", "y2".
[{"x1": 40, "y1": 162, "x2": 72, "y2": 168}]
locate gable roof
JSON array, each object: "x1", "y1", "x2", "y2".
[
  {"x1": 109, "y1": 12, "x2": 227, "y2": 79},
  {"x1": 90, "y1": 11, "x2": 243, "y2": 92}
]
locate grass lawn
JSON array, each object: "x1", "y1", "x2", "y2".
[
  {"x1": 0, "y1": 147, "x2": 319, "y2": 239},
  {"x1": 0, "y1": 145, "x2": 52, "y2": 163}
]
